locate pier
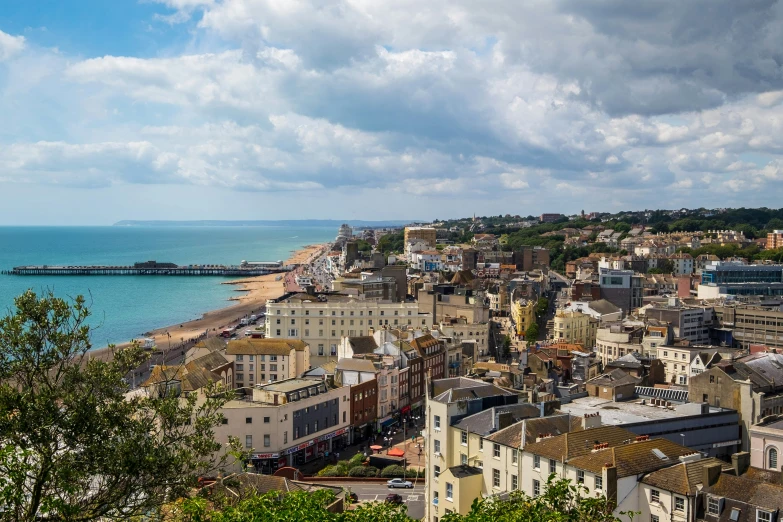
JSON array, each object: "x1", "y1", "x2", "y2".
[{"x1": 3, "y1": 260, "x2": 288, "y2": 277}]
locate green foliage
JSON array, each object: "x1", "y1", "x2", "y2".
[
  {"x1": 0, "y1": 290, "x2": 232, "y2": 522},
  {"x1": 441, "y1": 476, "x2": 631, "y2": 522},
  {"x1": 535, "y1": 298, "x2": 549, "y2": 316},
  {"x1": 355, "y1": 239, "x2": 372, "y2": 252},
  {"x1": 376, "y1": 232, "x2": 405, "y2": 254},
  {"x1": 316, "y1": 465, "x2": 342, "y2": 477},
  {"x1": 380, "y1": 465, "x2": 406, "y2": 477},
  {"x1": 348, "y1": 465, "x2": 374, "y2": 477},
  {"x1": 501, "y1": 335, "x2": 512, "y2": 359},
  {"x1": 525, "y1": 323, "x2": 540, "y2": 345},
  {"x1": 348, "y1": 453, "x2": 366, "y2": 466}
]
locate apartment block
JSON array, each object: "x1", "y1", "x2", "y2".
[
  {"x1": 226, "y1": 339, "x2": 309, "y2": 388},
  {"x1": 214, "y1": 378, "x2": 351, "y2": 474},
  {"x1": 265, "y1": 293, "x2": 431, "y2": 367},
  {"x1": 425, "y1": 377, "x2": 518, "y2": 521},
  {"x1": 552, "y1": 309, "x2": 597, "y2": 348},
  {"x1": 404, "y1": 226, "x2": 438, "y2": 247}
]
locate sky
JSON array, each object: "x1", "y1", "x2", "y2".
[{"x1": 2, "y1": 1, "x2": 783, "y2": 225}]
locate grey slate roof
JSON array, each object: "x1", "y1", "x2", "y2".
[
  {"x1": 335, "y1": 358, "x2": 377, "y2": 373},
  {"x1": 586, "y1": 368, "x2": 642, "y2": 387},
  {"x1": 451, "y1": 403, "x2": 540, "y2": 435},
  {"x1": 589, "y1": 299, "x2": 621, "y2": 315},
  {"x1": 348, "y1": 336, "x2": 379, "y2": 354}
]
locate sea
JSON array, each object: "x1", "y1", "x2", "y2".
[{"x1": 0, "y1": 226, "x2": 335, "y2": 347}]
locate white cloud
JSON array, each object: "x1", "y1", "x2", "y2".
[
  {"x1": 3, "y1": 1, "x2": 783, "y2": 220},
  {"x1": 0, "y1": 30, "x2": 25, "y2": 61}
]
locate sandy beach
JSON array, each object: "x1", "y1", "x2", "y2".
[{"x1": 90, "y1": 243, "x2": 328, "y2": 362}]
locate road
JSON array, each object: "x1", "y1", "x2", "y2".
[{"x1": 339, "y1": 482, "x2": 426, "y2": 520}]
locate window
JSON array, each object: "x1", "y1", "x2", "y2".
[
  {"x1": 651, "y1": 516, "x2": 659, "y2": 522},
  {"x1": 461, "y1": 454, "x2": 467, "y2": 465},
  {"x1": 246, "y1": 417, "x2": 252, "y2": 424},
  {"x1": 461, "y1": 431, "x2": 467, "y2": 445},
  {"x1": 245, "y1": 435, "x2": 253, "y2": 448},
  {"x1": 263, "y1": 434, "x2": 270, "y2": 447},
  {"x1": 446, "y1": 482, "x2": 453, "y2": 500},
  {"x1": 283, "y1": 431, "x2": 287, "y2": 444},
  {"x1": 577, "y1": 470, "x2": 584, "y2": 484},
  {"x1": 236, "y1": 364, "x2": 244, "y2": 371},
  {"x1": 434, "y1": 440, "x2": 441, "y2": 453},
  {"x1": 479, "y1": 439, "x2": 483, "y2": 451},
  {"x1": 675, "y1": 497, "x2": 684, "y2": 511},
  {"x1": 475, "y1": 460, "x2": 482, "y2": 469},
  {"x1": 549, "y1": 459, "x2": 556, "y2": 474},
  {"x1": 492, "y1": 468, "x2": 500, "y2": 488},
  {"x1": 263, "y1": 416, "x2": 270, "y2": 423},
  {"x1": 651, "y1": 489, "x2": 659, "y2": 503},
  {"x1": 595, "y1": 475, "x2": 602, "y2": 491},
  {"x1": 512, "y1": 451, "x2": 518, "y2": 465},
  {"x1": 434, "y1": 415, "x2": 441, "y2": 430},
  {"x1": 512, "y1": 474, "x2": 518, "y2": 490},
  {"x1": 434, "y1": 465, "x2": 441, "y2": 478},
  {"x1": 533, "y1": 479, "x2": 540, "y2": 497},
  {"x1": 493, "y1": 443, "x2": 500, "y2": 458},
  {"x1": 769, "y1": 447, "x2": 778, "y2": 470},
  {"x1": 236, "y1": 354, "x2": 244, "y2": 361},
  {"x1": 534, "y1": 455, "x2": 540, "y2": 470},
  {"x1": 757, "y1": 510, "x2": 772, "y2": 522}
]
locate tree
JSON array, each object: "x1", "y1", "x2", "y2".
[
  {"x1": 535, "y1": 298, "x2": 549, "y2": 317},
  {"x1": 525, "y1": 323, "x2": 540, "y2": 345},
  {"x1": 173, "y1": 488, "x2": 412, "y2": 521},
  {"x1": 0, "y1": 290, "x2": 232, "y2": 522},
  {"x1": 441, "y1": 476, "x2": 632, "y2": 522},
  {"x1": 501, "y1": 335, "x2": 512, "y2": 360}
]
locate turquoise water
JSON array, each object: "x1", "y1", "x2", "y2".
[{"x1": 0, "y1": 226, "x2": 334, "y2": 347}]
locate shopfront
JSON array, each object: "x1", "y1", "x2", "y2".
[
  {"x1": 352, "y1": 423, "x2": 373, "y2": 445},
  {"x1": 250, "y1": 452, "x2": 285, "y2": 474},
  {"x1": 282, "y1": 427, "x2": 350, "y2": 467}
]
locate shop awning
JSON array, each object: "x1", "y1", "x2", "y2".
[{"x1": 387, "y1": 448, "x2": 405, "y2": 457}]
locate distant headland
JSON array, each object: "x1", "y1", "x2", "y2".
[{"x1": 112, "y1": 219, "x2": 412, "y2": 228}]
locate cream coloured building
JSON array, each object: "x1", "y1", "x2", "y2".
[
  {"x1": 226, "y1": 338, "x2": 309, "y2": 388},
  {"x1": 214, "y1": 378, "x2": 351, "y2": 474},
  {"x1": 552, "y1": 309, "x2": 597, "y2": 348},
  {"x1": 265, "y1": 293, "x2": 431, "y2": 367}
]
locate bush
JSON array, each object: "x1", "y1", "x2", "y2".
[
  {"x1": 380, "y1": 465, "x2": 405, "y2": 478},
  {"x1": 348, "y1": 466, "x2": 368, "y2": 477},
  {"x1": 363, "y1": 466, "x2": 380, "y2": 477},
  {"x1": 348, "y1": 453, "x2": 365, "y2": 466},
  {"x1": 317, "y1": 465, "x2": 342, "y2": 477}
]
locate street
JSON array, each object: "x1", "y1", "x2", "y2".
[{"x1": 340, "y1": 482, "x2": 426, "y2": 520}]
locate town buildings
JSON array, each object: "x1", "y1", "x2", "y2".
[
  {"x1": 768, "y1": 230, "x2": 783, "y2": 250},
  {"x1": 265, "y1": 292, "x2": 431, "y2": 366},
  {"x1": 698, "y1": 262, "x2": 783, "y2": 298},
  {"x1": 214, "y1": 378, "x2": 351, "y2": 473},
  {"x1": 552, "y1": 309, "x2": 597, "y2": 348},
  {"x1": 404, "y1": 226, "x2": 438, "y2": 248},
  {"x1": 510, "y1": 298, "x2": 536, "y2": 338},
  {"x1": 226, "y1": 339, "x2": 309, "y2": 388}
]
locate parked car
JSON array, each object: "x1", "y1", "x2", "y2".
[
  {"x1": 385, "y1": 493, "x2": 403, "y2": 504},
  {"x1": 387, "y1": 478, "x2": 413, "y2": 489}
]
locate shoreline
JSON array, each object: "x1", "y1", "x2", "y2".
[{"x1": 89, "y1": 243, "x2": 328, "y2": 362}]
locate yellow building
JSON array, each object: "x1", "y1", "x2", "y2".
[
  {"x1": 552, "y1": 310, "x2": 597, "y2": 348},
  {"x1": 511, "y1": 299, "x2": 536, "y2": 337},
  {"x1": 404, "y1": 226, "x2": 437, "y2": 247}
]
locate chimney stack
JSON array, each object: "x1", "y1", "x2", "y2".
[
  {"x1": 602, "y1": 464, "x2": 617, "y2": 508},
  {"x1": 731, "y1": 452, "x2": 750, "y2": 476},
  {"x1": 702, "y1": 462, "x2": 722, "y2": 487}
]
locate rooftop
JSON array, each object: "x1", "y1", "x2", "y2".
[
  {"x1": 558, "y1": 396, "x2": 723, "y2": 425},
  {"x1": 568, "y1": 438, "x2": 695, "y2": 478},
  {"x1": 451, "y1": 403, "x2": 540, "y2": 436},
  {"x1": 335, "y1": 358, "x2": 377, "y2": 374},
  {"x1": 642, "y1": 457, "x2": 728, "y2": 495},
  {"x1": 523, "y1": 425, "x2": 637, "y2": 461},
  {"x1": 226, "y1": 339, "x2": 308, "y2": 355},
  {"x1": 258, "y1": 378, "x2": 329, "y2": 394},
  {"x1": 485, "y1": 414, "x2": 583, "y2": 449}
]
